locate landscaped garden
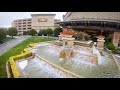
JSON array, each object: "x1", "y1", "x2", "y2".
[
  {"x1": 1, "y1": 27, "x2": 120, "y2": 78},
  {"x1": 4, "y1": 29, "x2": 120, "y2": 78},
  {"x1": 0, "y1": 37, "x2": 54, "y2": 78}
]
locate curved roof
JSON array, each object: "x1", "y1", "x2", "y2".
[{"x1": 56, "y1": 19, "x2": 120, "y2": 32}]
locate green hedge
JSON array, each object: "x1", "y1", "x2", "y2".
[
  {"x1": 9, "y1": 59, "x2": 21, "y2": 78},
  {"x1": 8, "y1": 48, "x2": 32, "y2": 78},
  {"x1": 106, "y1": 42, "x2": 115, "y2": 50}
]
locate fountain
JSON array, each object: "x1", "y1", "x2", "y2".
[{"x1": 9, "y1": 30, "x2": 120, "y2": 78}]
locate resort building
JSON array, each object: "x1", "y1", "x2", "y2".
[
  {"x1": 12, "y1": 18, "x2": 32, "y2": 35},
  {"x1": 12, "y1": 14, "x2": 56, "y2": 35},
  {"x1": 54, "y1": 19, "x2": 61, "y2": 28},
  {"x1": 57, "y1": 12, "x2": 120, "y2": 47},
  {"x1": 31, "y1": 14, "x2": 55, "y2": 33}
]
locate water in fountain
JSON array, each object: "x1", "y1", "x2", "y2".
[
  {"x1": 17, "y1": 57, "x2": 76, "y2": 78},
  {"x1": 35, "y1": 42, "x2": 119, "y2": 78}
]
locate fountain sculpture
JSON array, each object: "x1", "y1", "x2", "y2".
[
  {"x1": 97, "y1": 35, "x2": 105, "y2": 54},
  {"x1": 59, "y1": 29, "x2": 76, "y2": 61}
]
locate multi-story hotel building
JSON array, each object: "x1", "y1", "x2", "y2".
[
  {"x1": 12, "y1": 18, "x2": 31, "y2": 35},
  {"x1": 57, "y1": 12, "x2": 120, "y2": 47},
  {"x1": 12, "y1": 14, "x2": 58, "y2": 35}
]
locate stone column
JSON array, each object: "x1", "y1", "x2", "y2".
[
  {"x1": 97, "y1": 35, "x2": 105, "y2": 53},
  {"x1": 113, "y1": 32, "x2": 120, "y2": 48}
]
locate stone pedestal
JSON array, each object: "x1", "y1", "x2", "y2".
[
  {"x1": 97, "y1": 35, "x2": 105, "y2": 53},
  {"x1": 62, "y1": 36, "x2": 75, "y2": 48},
  {"x1": 113, "y1": 32, "x2": 120, "y2": 48}
]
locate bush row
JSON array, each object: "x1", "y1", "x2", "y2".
[{"x1": 8, "y1": 47, "x2": 33, "y2": 78}]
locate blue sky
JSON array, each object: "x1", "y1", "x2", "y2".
[{"x1": 0, "y1": 12, "x2": 66, "y2": 28}]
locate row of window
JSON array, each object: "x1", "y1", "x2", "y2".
[
  {"x1": 33, "y1": 26, "x2": 53, "y2": 30},
  {"x1": 63, "y1": 21, "x2": 120, "y2": 29},
  {"x1": 18, "y1": 28, "x2": 31, "y2": 30},
  {"x1": 17, "y1": 25, "x2": 31, "y2": 27},
  {"x1": 14, "y1": 22, "x2": 31, "y2": 24},
  {"x1": 14, "y1": 19, "x2": 31, "y2": 22}
]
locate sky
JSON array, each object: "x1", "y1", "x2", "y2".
[{"x1": 0, "y1": 12, "x2": 66, "y2": 28}]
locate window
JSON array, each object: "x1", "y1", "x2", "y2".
[
  {"x1": 27, "y1": 22, "x2": 31, "y2": 24},
  {"x1": 23, "y1": 25, "x2": 26, "y2": 27},
  {"x1": 27, "y1": 25, "x2": 31, "y2": 27},
  {"x1": 27, "y1": 19, "x2": 31, "y2": 21},
  {"x1": 38, "y1": 18, "x2": 47, "y2": 22},
  {"x1": 27, "y1": 28, "x2": 31, "y2": 29}
]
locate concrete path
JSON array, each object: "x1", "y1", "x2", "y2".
[{"x1": 0, "y1": 35, "x2": 30, "y2": 56}]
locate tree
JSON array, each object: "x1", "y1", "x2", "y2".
[
  {"x1": 0, "y1": 29, "x2": 6, "y2": 43},
  {"x1": 38, "y1": 29, "x2": 46, "y2": 36},
  {"x1": 54, "y1": 28, "x2": 63, "y2": 37},
  {"x1": 8, "y1": 27, "x2": 18, "y2": 38},
  {"x1": 45, "y1": 28, "x2": 53, "y2": 38},
  {"x1": 23, "y1": 31, "x2": 29, "y2": 35},
  {"x1": 29, "y1": 29, "x2": 37, "y2": 36}
]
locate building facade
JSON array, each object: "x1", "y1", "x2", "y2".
[
  {"x1": 57, "y1": 12, "x2": 120, "y2": 47},
  {"x1": 12, "y1": 18, "x2": 31, "y2": 35},
  {"x1": 31, "y1": 14, "x2": 55, "y2": 33},
  {"x1": 12, "y1": 14, "x2": 57, "y2": 34},
  {"x1": 54, "y1": 19, "x2": 61, "y2": 28}
]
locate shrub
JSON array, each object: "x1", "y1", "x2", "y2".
[
  {"x1": 112, "y1": 48, "x2": 120, "y2": 54},
  {"x1": 54, "y1": 28, "x2": 63, "y2": 37},
  {"x1": 84, "y1": 33, "x2": 91, "y2": 41},
  {"x1": 76, "y1": 32, "x2": 91, "y2": 41},
  {"x1": 106, "y1": 42, "x2": 115, "y2": 50},
  {"x1": 9, "y1": 59, "x2": 21, "y2": 78}
]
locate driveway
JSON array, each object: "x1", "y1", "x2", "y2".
[{"x1": 0, "y1": 35, "x2": 30, "y2": 56}]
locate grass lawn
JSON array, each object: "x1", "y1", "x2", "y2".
[{"x1": 0, "y1": 37, "x2": 54, "y2": 78}]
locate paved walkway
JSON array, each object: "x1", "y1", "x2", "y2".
[{"x1": 0, "y1": 35, "x2": 30, "y2": 56}]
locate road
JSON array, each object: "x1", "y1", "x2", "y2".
[{"x1": 0, "y1": 35, "x2": 30, "y2": 56}]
